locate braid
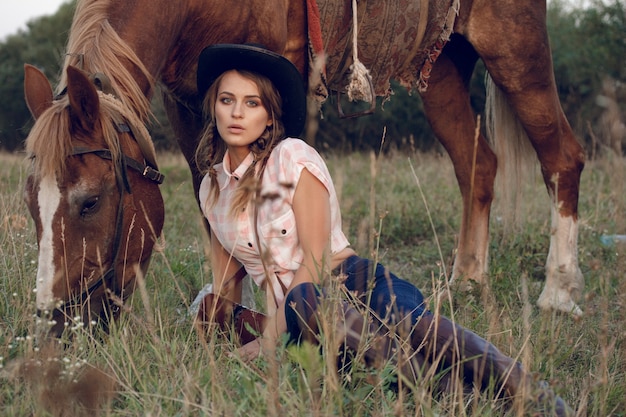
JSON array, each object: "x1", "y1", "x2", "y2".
[{"x1": 195, "y1": 117, "x2": 225, "y2": 208}]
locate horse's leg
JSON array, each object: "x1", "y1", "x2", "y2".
[
  {"x1": 163, "y1": 95, "x2": 205, "y2": 201},
  {"x1": 420, "y1": 37, "x2": 497, "y2": 288},
  {"x1": 465, "y1": 1, "x2": 585, "y2": 316}
]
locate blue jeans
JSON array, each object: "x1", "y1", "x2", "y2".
[{"x1": 284, "y1": 255, "x2": 428, "y2": 344}]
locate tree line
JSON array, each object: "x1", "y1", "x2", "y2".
[{"x1": 0, "y1": 0, "x2": 623, "y2": 156}]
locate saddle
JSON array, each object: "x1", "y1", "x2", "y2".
[{"x1": 308, "y1": 0, "x2": 459, "y2": 103}]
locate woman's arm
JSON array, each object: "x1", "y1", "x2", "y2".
[
  {"x1": 290, "y1": 167, "x2": 332, "y2": 291},
  {"x1": 238, "y1": 168, "x2": 331, "y2": 360},
  {"x1": 209, "y1": 229, "x2": 244, "y2": 303}
]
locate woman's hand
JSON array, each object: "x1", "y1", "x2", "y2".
[{"x1": 235, "y1": 337, "x2": 262, "y2": 362}]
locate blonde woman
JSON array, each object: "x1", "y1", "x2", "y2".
[{"x1": 194, "y1": 44, "x2": 572, "y2": 416}]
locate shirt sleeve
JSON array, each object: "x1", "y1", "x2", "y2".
[{"x1": 273, "y1": 139, "x2": 334, "y2": 203}]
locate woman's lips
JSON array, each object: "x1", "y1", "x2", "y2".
[{"x1": 228, "y1": 124, "x2": 244, "y2": 133}]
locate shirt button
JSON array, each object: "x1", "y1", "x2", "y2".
[
  {"x1": 248, "y1": 242, "x2": 253, "y2": 248},
  {"x1": 281, "y1": 229, "x2": 287, "y2": 235}
]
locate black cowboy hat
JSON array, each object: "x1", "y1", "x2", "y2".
[{"x1": 197, "y1": 44, "x2": 307, "y2": 138}]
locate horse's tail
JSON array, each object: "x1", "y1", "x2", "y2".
[{"x1": 484, "y1": 73, "x2": 536, "y2": 230}]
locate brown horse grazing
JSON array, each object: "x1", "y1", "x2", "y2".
[
  {"x1": 23, "y1": 0, "x2": 585, "y2": 335},
  {"x1": 23, "y1": 64, "x2": 165, "y2": 335}
]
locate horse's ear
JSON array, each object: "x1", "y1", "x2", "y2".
[
  {"x1": 66, "y1": 65, "x2": 100, "y2": 133},
  {"x1": 24, "y1": 64, "x2": 54, "y2": 120}
]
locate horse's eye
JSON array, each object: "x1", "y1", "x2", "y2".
[{"x1": 81, "y1": 196, "x2": 100, "y2": 217}]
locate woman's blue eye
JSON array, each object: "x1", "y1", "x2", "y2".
[{"x1": 220, "y1": 97, "x2": 232, "y2": 104}]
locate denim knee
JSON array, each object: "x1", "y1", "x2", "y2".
[{"x1": 338, "y1": 256, "x2": 427, "y2": 323}]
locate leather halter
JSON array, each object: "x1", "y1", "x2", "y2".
[
  {"x1": 45, "y1": 74, "x2": 165, "y2": 328},
  {"x1": 54, "y1": 132, "x2": 164, "y2": 327}
]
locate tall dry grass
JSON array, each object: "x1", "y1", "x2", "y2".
[{"x1": 1, "y1": 149, "x2": 624, "y2": 416}]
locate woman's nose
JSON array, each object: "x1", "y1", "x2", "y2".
[{"x1": 232, "y1": 102, "x2": 244, "y2": 118}]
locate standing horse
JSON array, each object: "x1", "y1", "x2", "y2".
[{"x1": 23, "y1": 0, "x2": 585, "y2": 335}]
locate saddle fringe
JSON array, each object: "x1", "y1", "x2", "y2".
[
  {"x1": 307, "y1": 0, "x2": 461, "y2": 106},
  {"x1": 346, "y1": 0, "x2": 374, "y2": 103}
]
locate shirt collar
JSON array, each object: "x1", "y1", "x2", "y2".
[{"x1": 220, "y1": 150, "x2": 255, "y2": 190}]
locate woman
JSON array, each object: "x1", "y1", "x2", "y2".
[{"x1": 193, "y1": 43, "x2": 572, "y2": 415}]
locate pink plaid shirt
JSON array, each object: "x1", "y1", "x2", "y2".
[{"x1": 199, "y1": 138, "x2": 350, "y2": 305}]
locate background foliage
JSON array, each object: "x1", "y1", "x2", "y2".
[{"x1": 0, "y1": 0, "x2": 623, "y2": 155}]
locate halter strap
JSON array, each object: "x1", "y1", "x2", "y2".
[
  {"x1": 71, "y1": 145, "x2": 165, "y2": 185},
  {"x1": 55, "y1": 70, "x2": 161, "y2": 173},
  {"x1": 56, "y1": 146, "x2": 132, "y2": 315},
  {"x1": 55, "y1": 130, "x2": 164, "y2": 321}
]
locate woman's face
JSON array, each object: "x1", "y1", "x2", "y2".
[{"x1": 214, "y1": 70, "x2": 272, "y2": 164}]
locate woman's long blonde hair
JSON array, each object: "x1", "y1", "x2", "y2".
[{"x1": 195, "y1": 70, "x2": 287, "y2": 215}]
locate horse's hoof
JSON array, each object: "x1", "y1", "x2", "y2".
[
  {"x1": 450, "y1": 277, "x2": 485, "y2": 294},
  {"x1": 536, "y1": 288, "x2": 583, "y2": 318}
]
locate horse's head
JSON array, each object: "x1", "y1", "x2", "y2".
[{"x1": 23, "y1": 64, "x2": 165, "y2": 336}]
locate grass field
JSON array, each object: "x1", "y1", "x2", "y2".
[{"x1": 0, "y1": 148, "x2": 624, "y2": 416}]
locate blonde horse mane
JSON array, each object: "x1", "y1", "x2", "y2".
[
  {"x1": 26, "y1": 92, "x2": 150, "y2": 181},
  {"x1": 59, "y1": 0, "x2": 154, "y2": 120},
  {"x1": 26, "y1": 0, "x2": 155, "y2": 180}
]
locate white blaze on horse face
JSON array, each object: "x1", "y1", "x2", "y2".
[
  {"x1": 538, "y1": 203, "x2": 584, "y2": 317},
  {"x1": 35, "y1": 174, "x2": 62, "y2": 311}
]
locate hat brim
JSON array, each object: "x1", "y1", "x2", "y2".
[{"x1": 197, "y1": 44, "x2": 307, "y2": 138}]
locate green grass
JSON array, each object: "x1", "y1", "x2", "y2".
[{"x1": 1, "y1": 149, "x2": 625, "y2": 416}]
